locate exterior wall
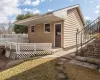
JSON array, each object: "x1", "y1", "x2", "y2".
[
  {"x1": 28, "y1": 21, "x2": 63, "y2": 47},
  {"x1": 63, "y1": 8, "x2": 84, "y2": 48}
]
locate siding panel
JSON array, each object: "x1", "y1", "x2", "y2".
[
  {"x1": 28, "y1": 21, "x2": 63, "y2": 47},
  {"x1": 64, "y1": 8, "x2": 83, "y2": 48}
]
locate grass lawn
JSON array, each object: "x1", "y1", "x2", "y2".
[
  {"x1": 64, "y1": 59, "x2": 100, "y2": 80},
  {"x1": 0, "y1": 58, "x2": 57, "y2": 80}
]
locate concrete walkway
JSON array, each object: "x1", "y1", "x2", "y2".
[{"x1": 43, "y1": 47, "x2": 76, "y2": 58}]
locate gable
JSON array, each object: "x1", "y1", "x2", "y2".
[
  {"x1": 63, "y1": 8, "x2": 84, "y2": 48},
  {"x1": 53, "y1": 8, "x2": 67, "y2": 19},
  {"x1": 67, "y1": 7, "x2": 85, "y2": 26}
]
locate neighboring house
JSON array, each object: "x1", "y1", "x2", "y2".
[{"x1": 15, "y1": 4, "x2": 85, "y2": 49}]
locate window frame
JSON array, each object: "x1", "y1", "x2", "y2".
[
  {"x1": 31, "y1": 25, "x2": 35, "y2": 34},
  {"x1": 44, "y1": 23, "x2": 51, "y2": 33}
]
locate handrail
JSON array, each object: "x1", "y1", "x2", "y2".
[
  {"x1": 76, "y1": 17, "x2": 100, "y2": 53},
  {"x1": 77, "y1": 17, "x2": 100, "y2": 34}
]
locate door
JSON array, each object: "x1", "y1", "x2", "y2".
[{"x1": 55, "y1": 24, "x2": 61, "y2": 47}]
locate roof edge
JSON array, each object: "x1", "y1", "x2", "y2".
[{"x1": 15, "y1": 4, "x2": 85, "y2": 26}]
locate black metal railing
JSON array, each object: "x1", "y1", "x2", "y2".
[{"x1": 76, "y1": 17, "x2": 100, "y2": 53}]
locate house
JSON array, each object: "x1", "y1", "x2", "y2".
[{"x1": 15, "y1": 4, "x2": 85, "y2": 49}]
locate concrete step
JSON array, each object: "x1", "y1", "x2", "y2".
[
  {"x1": 57, "y1": 73, "x2": 66, "y2": 79},
  {"x1": 94, "y1": 44, "x2": 100, "y2": 49},
  {"x1": 57, "y1": 61, "x2": 64, "y2": 65},
  {"x1": 56, "y1": 66, "x2": 63, "y2": 72},
  {"x1": 59, "y1": 58, "x2": 67, "y2": 62},
  {"x1": 87, "y1": 44, "x2": 94, "y2": 48},
  {"x1": 75, "y1": 56, "x2": 100, "y2": 65},
  {"x1": 87, "y1": 44, "x2": 95, "y2": 52},
  {"x1": 94, "y1": 39, "x2": 100, "y2": 44},
  {"x1": 81, "y1": 48, "x2": 88, "y2": 53},
  {"x1": 84, "y1": 51, "x2": 94, "y2": 56},
  {"x1": 70, "y1": 59, "x2": 98, "y2": 69}
]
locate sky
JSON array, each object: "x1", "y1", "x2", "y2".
[{"x1": 0, "y1": 0, "x2": 100, "y2": 23}]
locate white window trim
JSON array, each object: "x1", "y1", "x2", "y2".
[
  {"x1": 30, "y1": 25, "x2": 35, "y2": 34},
  {"x1": 44, "y1": 23, "x2": 51, "y2": 33}
]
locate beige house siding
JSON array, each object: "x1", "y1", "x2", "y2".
[
  {"x1": 63, "y1": 8, "x2": 84, "y2": 48},
  {"x1": 28, "y1": 21, "x2": 63, "y2": 47},
  {"x1": 28, "y1": 8, "x2": 84, "y2": 48}
]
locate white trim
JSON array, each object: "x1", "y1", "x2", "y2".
[
  {"x1": 54, "y1": 23, "x2": 62, "y2": 47},
  {"x1": 15, "y1": 14, "x2": 53, "y2": 24},
  {"x1": 44, "y1": 23, "x2": 51, "y2": 33},
  {"x1": 15, "y1": 5, "x2": 79, "y2": 25}
]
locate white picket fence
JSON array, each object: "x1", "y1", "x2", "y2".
[
  {"x1": 0, "y1": 34, "x2": 28, "y2": 38},
  {"x1": 0, "y1": 34, "x2": 28, "y2": 43},
  {"x1": 5, "y1": 42, "x2": 52, "y2": 59}
]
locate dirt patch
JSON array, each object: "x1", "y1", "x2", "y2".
[
  {"x1": 0, "y1": 56, "x2": 12, "y2": 72},
  {"x1": 64, "y1": 59, "x2": 100, "y2": 80}
]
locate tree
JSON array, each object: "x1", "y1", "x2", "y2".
[
  {"x1": 16, "y1": 12, "x2": 39, "y2": 21},
  {"x1": 14, "y1": 25, "x2": 28, "y2": 34},
  {"x1": 16, "y1": 14, "x2": 25, "y2": 21},
  {"x1": 85, "y1": 20, "x2": 91, "y2": 26},
  {"x1": 24, "y1": 12, "x2": 34, "y2": 19},
  {"x1": 14, "y1": 12, "x2": 40, "y2": 34}
]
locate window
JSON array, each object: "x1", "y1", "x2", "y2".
[
  {"x1": 31, "y1": 26, "x2": 35, "y2": 33},
  {"x1": 44, "y1": 23, "x2": 50, "y2": 33}
]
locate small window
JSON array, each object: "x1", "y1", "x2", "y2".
[
  {"x1": 45, "y1": 23, "x2": 50, "y2": 33},
  {"x1": 31, "y1": 26, "x2": 35, "y2": 33}
]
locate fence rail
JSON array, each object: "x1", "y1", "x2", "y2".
[
  {"x1": 0, "y1": 34, "x2": 28, "y2": 43},
  {"x1": 76, "y1": 17, "x2": 100, "y2": 52},
  {"x1": 5, "y1": 42, "x2": 52, "y2": 59},
  {"x1": 0, "y1": 34, "x2": 28, "y2": 38}
]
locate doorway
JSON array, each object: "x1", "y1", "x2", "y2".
[{"x1": 55, "y1": 23, "x2": 61, "y2": 47}]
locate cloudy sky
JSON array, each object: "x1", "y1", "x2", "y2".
[{"x1": 0, "y1": 0, "x2": 100, "y2": 23}]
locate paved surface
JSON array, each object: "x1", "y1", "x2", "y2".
[
  {"x1": 70, "y1": 59, "x2": 98, "y2": 69},
  {"x1": 56, "y1": 57, "x2": 69, "y2": 80},
  {"x1": 43, "y1": 47, "x2": 76, "y2": 58}
]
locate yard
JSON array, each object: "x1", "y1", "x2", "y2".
[
  {"x1": 0, "y1": 58, "x2": 57, "y2": 80},
  {"x1": 64, "y1": 59, "x2": 100, "y2": 80}
]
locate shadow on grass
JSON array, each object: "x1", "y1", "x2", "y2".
[
  {"x1": 0, "y1": 47, "x2": 76, "y2": 80},
  {"x1": 0, "y1": 58, "x2": 57, "y2": 80}
]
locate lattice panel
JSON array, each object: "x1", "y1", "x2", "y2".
[
  {"x1": 20, "y1": 45, "x2": 35, "y2": 51},
  {"x1": 19, "y1": 43, "x2": 52, "y2": 51},
  {"x1": 5, "y1": 42, "x2": 52, "y2": 59},
  {"x1": 16, "y1": 52, "x2": 36, "y2": 59},
  {"x1": 35, "y1": 44, "x2": 51, "y2": 51},
  {"x1": 16, "y1": 51, "x2": 52, "y2": 59}
]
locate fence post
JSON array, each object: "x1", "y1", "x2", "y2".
[
  {"x1": 16, "y1": 43, "x2": 17, "y2": 53},
  {"x1": 50, "y1": 43, "x2": 52, "y2": 54},
  {"x1": 5, "y1": 42, "x2": 6, "y2": 48},
  {"x1": 10, "y1": 43, "x2": 12, "y2": 50},
  {"x1": 18, "y1": 44, "x2": 20, "y2": 54},
  {"x1": 34, "y1": 44, "x2": 36, "y2": 54}
]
